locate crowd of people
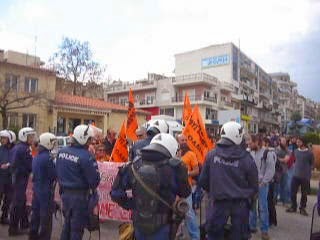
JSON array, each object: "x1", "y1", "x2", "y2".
[{"x1": 0, "y1": 120, "x2": 316, "y2": 240}]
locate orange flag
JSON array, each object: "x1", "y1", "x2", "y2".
[
  {"x1": 182, "y1": 92, "x2": 192, "y2": 125},
  {"x1": 182, "y1": 105, "x2": 214, "y2": 165},
  {"x1": 126, "y1": 88, "x2": 139, "y2": 141},
  {"x1": 110, "y1": 121, "x2": 129, "y2": 162}
]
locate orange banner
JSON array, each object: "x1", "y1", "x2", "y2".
[
  {"x1": 182, "y1": 92, "x2": 192, "y2": 125},
  {"x1": 111, "y1": 121, "x2": 129, "y2": 162},
  {"x1": 126, "y1": 88, "x2": 138, "y2": 141},
  {"x1": 182, "y1": 105, "x2": 214, "y2": 164}
]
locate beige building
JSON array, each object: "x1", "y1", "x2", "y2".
[{"x1": 0, "y1": 49, "x2": 148, "y2": 135}]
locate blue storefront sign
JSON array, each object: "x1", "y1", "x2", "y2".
[{"x1": 202, "y1": 54, "x2": 230, "y2": 68}]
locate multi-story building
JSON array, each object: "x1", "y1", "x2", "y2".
[
  {"x1": 0, "y1": 49, "x2": 148, "y2": 134},
  {"x1": 270, "y1": 72, "x2": 298, "y2": 130},
  {"x1": 175, "y1": 43, "x2": 279, "y2": 133}
]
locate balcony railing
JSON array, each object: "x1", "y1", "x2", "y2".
[
  {"x1": 172, "y1": 94, "x2": 217, "y2": 103},
  {"x1": 173, "y1": 73, "x2": 218, "y2": 85},
  {"x1": 106, "y1": 81, "x2": 156, "y2": 92}
]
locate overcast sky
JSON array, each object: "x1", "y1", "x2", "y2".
[{"x1": 0, "y1": 0, "x2": 319, "y2": 101}]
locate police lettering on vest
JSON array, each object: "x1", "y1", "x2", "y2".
[{"x1": 58, "y1": 152, "x2": 80, "y2": 163}]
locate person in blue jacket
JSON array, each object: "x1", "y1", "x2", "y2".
[
  {"x1": 9, "y1": 127, "x2": 36, "y2": 236},
  {"x1": 56, "y1": 125, "x2": 100, "y2": 240},
  {"x1": 130, "y1": 119, "x2": 168, "y2": 160},
  {"x1": 199, "y1": 121, "x2": 259, "y2": 240},
  {"x1": 111, "y1": 133, "x2": 191, "y2": 240},
  {"x1": 29, "y1": 132, "x2": 57, "y2": 240},
  {"x1": 0, "y1": 130, "x2": 16, "y2": 224}
]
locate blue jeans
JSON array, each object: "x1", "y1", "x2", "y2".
[
  {"x1": 287, "y1": 167, "x2": 294, "y2": 203},
  {"x1": 280, "y1": 172, "x2": 290, "y2": 204},
  {"x1": 250, "y1": 184, "x2": 269, "y2": 233},
  {"x1": 135, "y1": 224, "x2": 170, "y2": 240},
  {"x1": 185, "y1": 193, "x2": 200, "y2": 240}
]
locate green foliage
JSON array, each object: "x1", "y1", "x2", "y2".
[
  {"x1": 291, "y1": 111, "x2": 302, "y2": 122},
  {"x1": 303, "y1": 132, "x2": 320, "y2": 145}
]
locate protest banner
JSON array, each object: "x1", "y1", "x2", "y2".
[{"x1": 27, "y1": 161, "x2": 132, "y2": 222}]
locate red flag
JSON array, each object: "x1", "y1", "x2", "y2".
[
  {"x1": 110, "y1": 121, "x2": 129, "y2": 162},
  {"x1": 126, "y1": 88, "x2": 139, "y2": 141},
  {"x1": 182, "y1": 92, "x2": 192, "y2": 125}
]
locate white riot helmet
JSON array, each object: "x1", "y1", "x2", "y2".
[
  {"x1": 39, "y1": 132, "x2": 57, "y2": 150},
  {"x1": 220, "y1": 121, "x2": 244, "y2": 145},
  {"x1": 8, "y1": 130, "x2": 16, "y2": 143},
  {"x1": 73, "y1": 125, "x2": 94, "y2": 145},
  {"x1": 143, "y1": 133, "x2": 178, "y2": 158},
  {"x1": 147, "y1": 119, "x2": 169, "y2": 135},
  {"x1": 18, "y1": 127, "x2": 36, "y2": 142},
  {"x1": 0, "y1": 130, "x2": 14, "y2": 143}
]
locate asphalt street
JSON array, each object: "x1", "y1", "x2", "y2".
[{"x1": 0, "y1": 194, "x2": 316, "y2": 240}]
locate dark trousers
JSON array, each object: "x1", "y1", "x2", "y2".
[
  {"x1": 29, "y1": 190, "x2": 53, "y2": 240},
  {"x1": 0, "y1": 182, "x2": 12, "y2": 219},
  {"x1": 9, "y1": 177, "x2": 29, "y2": 230},
  {"x1": 206, "y1": 199, "x2": 250, "y2": 240},
  {"x1": 291, "y1": 176, "x2": 310, "y2": 210},
  {"x1": 60, "y1": 192, "x2": 89, "y2": 240},
  {"x1": 267, "y1": 182, "x2": 277, "y2": 226}
]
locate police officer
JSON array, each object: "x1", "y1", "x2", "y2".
[
  {"x1": 0, "y1": 130, "x2": 16, "y2": 224},
  {"x1": 198, "y1": 121, "x2": 259, "y2": 240},
  {"x1": 29, "y1": 132, "x2": 57, "y2": 240},
  {"x1": 56, "y1": 125, "x2": 100, "y2": 240},
  {"x1": 130, "y1": 119, "x2": 169, "y2": 160},
  {"x1": 9, "y1": 127, "x2": 36, "y2": 236},
  {"x1": 111, "y1": 133, "x2": 191, "y2": 240}
]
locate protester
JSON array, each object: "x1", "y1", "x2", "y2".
[
  {"x1": 199, "y1": 121, "x2": 258, "y2": 240},
  {"x1": 56, "y1": 125, "x2": 101, "y2": 240},
  {"x1": 29, "y1": 133, "x2": 57, "y2": 240},
  {"x1": 286, "y1": 136, "x2": 314, "y2": 216},
  {"x1": 263, "y1": 137, "x2": 278, "y2": 227},
  {"x1": 276, "y1": 136, "x2": 290, "y2": 205},
  {"x1": 0, "y1": 130, "x2": 15, "y2": 225},
  {"x1": 9, "y1": 127, "x2": 36, "y2": 236},
  {"x1": 136, "y1": 126, "x2": 147, "y2": 140},
  {"x1": 95, "y1": 144, "x2": 110, "y2": 162},
  {"x1": 104, "y1": 128, "x2": 117, "y2": 156},
  {"x1": 287, "y1": 136, "x2": 298, "y2": 202},
  {"x1": 111, "y1": 133, "x2": 191, "y2": 240},
  {"x1": 177, "y1": 134, "x2": 200, "y2": 240},
  {"x1": 249, "y1": 135, "x2": 275, "y2": 240}
]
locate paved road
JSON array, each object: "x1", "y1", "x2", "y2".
[{"x1": 0, "y1": 194, "x2": 317, "y2": 240}]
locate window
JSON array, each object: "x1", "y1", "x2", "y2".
[
  {"x1": 119, "y1": 97, "x2": 128, "y2": 106},
  {"x1": 5, "y1": 74, "x2": 18, "y2": 91},
  {"x1": 22, "y1": 114, "x2": 37, "y2": 128},
  {"x1": 7, "y1": 112, "x2": 19, "y2": 127},
  {"x1": 205, "y1": 108, "x2": 216, "y2": 120},
  {"x1": 232, "y1": 47, "x2": 239, "y2": 81},
  {"x1": 146, "y1": 95, "x2": 155, "y2": 104},
  {"x1": 24, "y1": 77, "x2": 38, "y2": 93},
  {"x1": 160, "y1": 108, "x2": 174, "y2": 117}
]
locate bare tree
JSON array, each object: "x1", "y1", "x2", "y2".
[
  {"x1": 0, "y1": 78, "x2": 48, "y2": 129},
  {"x1": 49, "y1": 37, "x2": 106, "y2": 95}
]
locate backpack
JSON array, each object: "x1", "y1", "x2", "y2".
[{"x1": 132, "y1": 158, "x2": 169, "y2": 235}]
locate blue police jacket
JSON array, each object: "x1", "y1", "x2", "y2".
[
  {"x1": 32, "y1": 146, "x2": 56, "y2": 192},
  {"x1": 130, "y1": 135, "x2": 153, "y2": 160},
  {"x1": 10, "y1": 142, "x2": 33, "y2": 179},
  {"x1": 0, "y1": 144, "x2": 12, "y2": 184},
  {"x1": 199, "y1": 142, "x2": 258, "y2": 201},
  {"x1": 111, "y1": 147, "x2": 191, "y2": 211},
  {"x1": 56, "y1": 144, "x2": 100, "y2": 190}
]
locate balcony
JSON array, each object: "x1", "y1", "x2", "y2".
[
  {"x1": 219, "y1": 101, "x2": 233, "y2": 109},
  {"x1": 242, "y1": 94, "x2": 258, "y2": 106},
  {"x1": 220, "y1": 81, "x2": 233, "y2": 91},
  {"x1": 259, "y1": 91, "x2": 271, "y2": 100},
  {"x1": 173, "y1": 73, "x2": 218, "y2": 87},
  {"x1": 136, "y1": 98, "x2": 157, "y2": 108},
  {"x1": 106, "y1": 81, "x2": 157, "y2": 94},
  {"x1": 172, "y1": 94, "x2": 217, "y2": 104}
]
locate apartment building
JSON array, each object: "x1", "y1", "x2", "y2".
[{"x1": 175, "y1": 43, "x2": 279, "y2": 133}]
